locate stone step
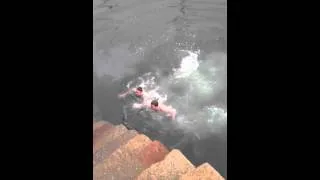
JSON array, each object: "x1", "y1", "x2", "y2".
[
  {"x1": 94, "y1": 134, "x2": 152, "y2": 180},
  {"x1": 136, "y1": 149, "x2": 195, "y2": 180},
  {"x1": 93, "y1": 124, "x2": 128, "y2": 154},
  {"x1": 93, "y1": 122, "x2": 114, "y2": 145},
  {"x1": 179, "y1": 162, "x2": 225, "y2": 180},
  {"x1": 93, "y1": 120, "x2": 108, "y2": 132},
  {"x1": 93, "y1": 121, "x2": 114, "y2": 142},
  {"x1": 93, "y1": 129, "x2": 138, "y2": 166},
  {"x1": 137, "y1": 140, "x2": 169, "y2": 168}
]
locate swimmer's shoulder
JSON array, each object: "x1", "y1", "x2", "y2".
[
  {"x1": 159, "y1": 103, "x2": 169, "y2": 112},
  {"x1": 161, "y1": 104, "x2": 176, "y2": 112}
]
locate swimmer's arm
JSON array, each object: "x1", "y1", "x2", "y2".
[
  {"x1": 163, "y1": 107, "x2": 177, "y2": 120},
  {"x1": 118, "y1": 88, "x2": 135, "y2": 98},
  {"x1": 168, "y1": 109, "x2": 177, "y2": 120}
]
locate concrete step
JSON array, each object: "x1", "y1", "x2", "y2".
[
  {"x1": 136, "y1": 149, "x2": 195, "y2": 180},
  {"x1": 94, "y1": 134, "x2": 152, "y2": 180},
  {"x1": 93, "y1": 129, "x2": 138, "y2": 166},
  {"x1": 93, "y1": 121, "x2": 114, "y2": 143},
  {"x1": 179, "y1": 162, "x2": 225, "y2": 180},
  {"x1": 137, "y1": 140, "x2": 169, "y2": 168},
  {"x1": 93, "y1": 122, "x2": 114, "y2": 146},
  {"x1": 93, "y1": 124, "x2": 128, "y2": 154},
  {"x1": 93, "y1": 120, "x2": 108, "y2": 132}
]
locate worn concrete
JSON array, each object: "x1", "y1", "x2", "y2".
[{"x1": 93, "y1": 120, "x2": 224, "y2": 180}]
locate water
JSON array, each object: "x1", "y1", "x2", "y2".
[{"x1": 93, "y1": 0, "x2": 227, "y2": 178}]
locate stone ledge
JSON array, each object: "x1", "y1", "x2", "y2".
[
  {"x1": 179, "y1": 162, "x2": 225, "y2": 180},
  {"x1": 138, "y1": 140, "x2": 170, "y2": 168},
  {"x1": 136, "y1": 149, "x2": 195, "y2": 180},
  {"x1": 93, "y1": 124, "x2": 128, "y2": 154},
  {"x1": 93, "y1": 121, "x2": 109, "y2": 132},
  {"x1": 93, "y1": 120, "x2": 224, "y2": 180},
  {"x1": 94, "y1": 134, "x2": 152, "y2": 180},
  {"x1": 94, "y1": 130, "x2": 138, "y2": 166}
]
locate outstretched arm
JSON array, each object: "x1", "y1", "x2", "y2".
[
  {"x1": 161, "y1": 105, "x2": 177, "y2": 120},
  {"x1": 167, "y1": 109, "x2": 177, "y2": 120},
  {"x1": 118, "y1": 88, "x2": 135, "y2": 98}
]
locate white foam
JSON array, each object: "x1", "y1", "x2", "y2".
[
  {"x1": 206, "y1": 105, "x2": 227, "y2": 133},
  {"x1": 125, "y1": 49, "x2": 227, "y2": 134},
  {"x1": 126, "y1": 72, "x2": 167, "y2": 103},
  {"x1": 173, "y1": 50, "x2": 200, "y2": 79}
]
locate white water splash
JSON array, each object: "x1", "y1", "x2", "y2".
[
  {"x1": 126, "y1": 72, "x2": 167, "y2": 103},
  {"x1": 205, "y1": 105, "x2": 227, "y2": 134},
  {"x1": 126, "y1": 49, "x2": 227, "y2": 134},
  {"x1": 173, "y1": 50, "x2": 200, "y2": 78},
  {"x1": 170, "y1": 50, "x2": 217, "y2": 98},
  {"x1": 175, "y1": 106, "x2": 227, "y2": 138}
]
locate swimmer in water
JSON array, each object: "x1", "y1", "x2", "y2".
[
  {"x1": 133, "y1": 99, "x2": 177, "y2": 120},
  {"x1": 118, "y1": 86, "x2": 152, "y2": 125},
  {"x1": 118, "y1": 86, "x2": 151, "y2": 101}
]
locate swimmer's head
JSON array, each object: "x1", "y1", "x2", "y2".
[
  {"x1": 151, "y1": 100, "x2": 159, "y2": 111},
  {"x1": 135, "y1": 87, "x2": 143, "y2": 97}
]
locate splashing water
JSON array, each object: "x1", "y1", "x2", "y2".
[
  {"x1": 126, "y1": 50, "x2": 227, "y2": 136},
  {"x1": 126, "y1": 72, "x2": 168, "y2": 103},
  {"x1": 173, "y1": 50, "x2": 200, "y2": 79}
]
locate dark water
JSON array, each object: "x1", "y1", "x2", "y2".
[{"x1": 93, "y1": 0, "x2": 227, "y2": 178}]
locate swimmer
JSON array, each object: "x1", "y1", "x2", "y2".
[
  {"x1": 118, "y1": 86, "x2": 151, "y2": 101},
  {"x1": 133, "y1": 99, "x2": 177, "y2": 120}
]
